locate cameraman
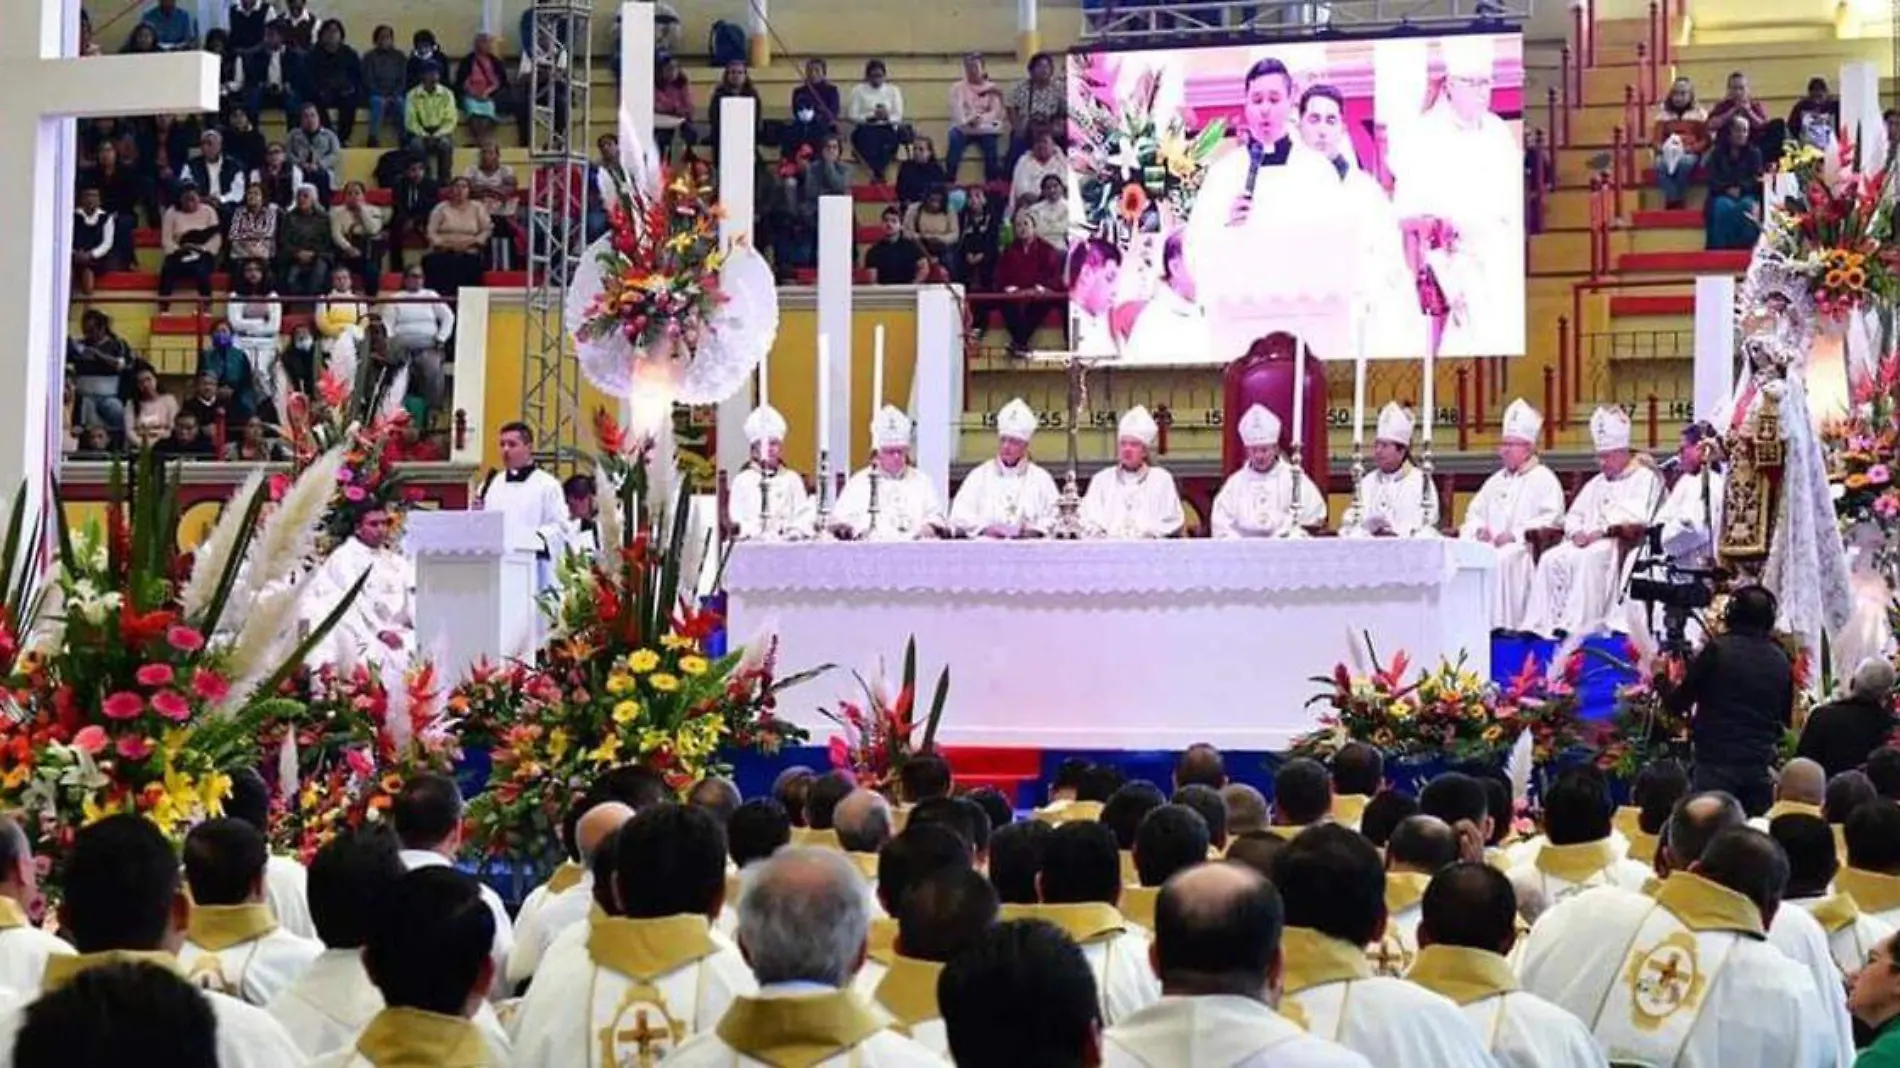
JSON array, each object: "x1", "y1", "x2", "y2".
[{"x1": 1664, "y1": 585, "x2": 1791, "y2": 815}]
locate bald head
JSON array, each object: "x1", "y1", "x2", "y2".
[
  {"x1": 834, "y1": 789, "x2": 894, "y2": 854},
  {"x1": 577, "y1": 802, "x2": 635, "y2": 862},
  {"x1": 688, "y1": 777, "x2": 742, "y2": 824},
  {"x1": 1386, "y1": 815, "x2": 1458, "y2": 875},
  {"x1": 1153, "y1": 862, "x2": 1283, "y2": 997},
  {"x1": 1662, "y1": 791, "x2": 1747, "y2": 873},
  {"x1": 1776, "y1": 759, "x2": 1825, "y2": 806},
  {"x1": 1221, "y1": 784, "x2": 1269, "y2": 837}
]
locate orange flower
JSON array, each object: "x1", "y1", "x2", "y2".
[{"x1": 1117, "y1": 183, "x2": 1149, "y2": 223}]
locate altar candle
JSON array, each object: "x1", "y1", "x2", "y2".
[
  {"x1": 758, "y1": 350, "x2": 770, "y2": 409},
  {"x1": 1351, "y1": 331, "x2": 1368, "y2": 447},
  {"x1": 817, "y1": 334, "x2": 831, "y2": 466},
  {"x1": 872, "y1": 325, "x2": 887, "y2": 411},
  {"x1": 1291, "y1": 336, "x2": 1307, "y2": 447},
  {"x1": 1421, "y1": 348, "x2": 1434, "y2": 444}
]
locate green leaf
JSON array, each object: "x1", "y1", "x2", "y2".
[
  {"x1": 0, "y1": 484, "x2": 31, "y2": 627},
  {"x1": 1191, "y1": 118, "x2": 1228, "y2": 159},
  {"x1": 921, "y1": 666, "x2": 949, "y2": 752}
]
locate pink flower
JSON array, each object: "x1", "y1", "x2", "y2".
[
  {"x1": 150, "y1": 689, "x2": 191, "y2": 722},
  {"x1": 337, "y1": 467, "x2": 355, "y2": 484},
  {"x1": 72, "y1": 726, "x2": 108, "y2": 756},
  {"x1": 135, "y1": 663, "x2": 175, "y2": 688},
  {"x1": 101, "y1": 691, "x2": 144, "y2": 721},
  {"x1": 115, "y1": 735, "x2": 155, "y2": 762},
  {"x1": 344, "y1": 748, "x2": 373, "y2": 778},
  {"x1": 267, "y1": 474, "x2": 292, "y2": 502},
  {"x1": 166, "y1": 626, "x2": 205, "y2": 653},
  {"x1": 190, "y1": 669, "x2": 229, "y2": 704},
  {"x1": 343, "y1": 485, "x2": 367, "y2": 502},
  {"x1": 1872, "y1": 465, "x2": 1892, "y2": 485}
]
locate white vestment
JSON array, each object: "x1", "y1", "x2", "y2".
[
  {"x1": 398, "y1": 850, "x2": 514, "y2": 1001},
  {"x1": 833, "y1": 467, "x2": 945, "y2": 541},
  {"x1": 950, "y1": 457, "x2": 1061, "y2": 538},
  {"x1": 728, "y1": 466, "x2": 817, "y2": 541},
  {"x1": 265, "y1": 854, "x2": 315, "y2": 942},
  {"x1": 1355, "y1": 463, "x2": 1430, "y2": 537},
  {"x1": 506, "y1": 869, "x2": 593, "y2": 987},
  {"x1": 1122, "y1": 284, "x2": 1211, "y2": 365},
  {"x1": 1522, "y1": 465, "x2": 1662, "y2": 638},
  {"x1": 1504, "y1": 838, "x2": 1653, "y2": 911},
  {"x1": 1210, "y1": 461, "x2": 1327, "y2": 539},
  {"x1": 1278, "y1": 928, "x2": 1496, "y2": 1068},
  {"x1": 479, "y1": 466, "x2": 569, "y2": 593},
  {"x1": 1793, "y1": 893, "x2": 1895, "y2": 978},
  {"x1": 663, "y1": 985, "x2": 943, "y2": 1067},
  {"x1": 264, "y1": 948, "x2": 513, "y2": 1062},
  {"x1": 999, "y1": 903, "x2": 1161, "y2": 1025},
  {"x1": 1459, "y1": 461, "x2": 1566, "y2": 629},
  {"x1": 509, "y1": 913, "x2": 757, "y2": 1067},
  {"x1": 1615, "y1": 467, "x2": 1728, "y2": 637},
  {"x1": 1102, "y1": 994, "x2": 1372, "y2": 1067},
  {"x1": 309, "y1": 536, "x2": 414, "y2": 670},
  {"x1": 1766, "y1": 900, "x2": 1856, "y2": 1068},
  {"x1": 1081, "y1": 465, "x2": 1184, "y2": 539},
  {"x1": 0, "y1": 919, "x2": 71, "y2": 999},
  {"x1": 1405, "y1": 945, "x2": 1607, "y2": 1068},
  {"x1": 1339, "y1": 166, "x2": 1430, "y2": 358},
  {"x1": 178, "y1": 913, "x2": 323, "y2": 1006},
  {"x1": 1515, "y1": 878, "x2": 1836, "y2": 1068}
]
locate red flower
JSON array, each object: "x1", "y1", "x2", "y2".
[
  {"x1": 101, "y1": 691, "x2": 145, "y2": 721},
  {"x1": 119, "y1": 605, "x2": 178, "y2": 648},
  {"x1": 72, "y1": 725, "x2": 108, "y2": 755},
  {"x1": 150, "y1": 690, "x2": 191, "y2": 722},
  {"x1": 115, "y1": 735, "x2": 155, "y2": 762},
  {"x1": 190, "y1": 669, "x2": 230, "y2": 704},
  {"x1": 593, "y1": 408, "x2": 629, "y2": 455},
  {"x1": 135, "y1": 663, "x2": 175, "y2": 688},
  {"x1": 166, "y1": 625, "x2": 205, "y2": 653}
]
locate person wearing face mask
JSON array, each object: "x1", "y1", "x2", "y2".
[
  {"x1": 199, "y1": 322, "x2": 259, "y2": 428},
  {"x1": 727, "y1": 404, "x2": 816, "y2": 541},
  {"x1": 950, "y1": 399, "x2": 1059, "y2": 539},
  {"x1": 783, "y1": 57, "x2": 840, "y2": 160},
  {"x1": 830, "y1": 407, "x2": 946, "y2": 542},
  {"x1": 1081, "y1": 406, "x2": 1184, "y2": 540}
]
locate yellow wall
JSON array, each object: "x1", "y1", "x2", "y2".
[{"x1": 61, "y1": 500, "x2": 221, "y2": 554}]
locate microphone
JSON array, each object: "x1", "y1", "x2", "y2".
[
  {"x1": 1244, "y1": 137, "x2": 1268, "y2": 200},
  {"x1": 1657, "y1": 455, "x2": 1681, "y2": 474}
]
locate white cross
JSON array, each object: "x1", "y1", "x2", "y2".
[{"x1": 0, "y1": 0, "x2": 217, "y2": 515}]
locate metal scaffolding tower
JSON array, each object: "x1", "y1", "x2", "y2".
[{"x1": 521, "y1": 0, "x2": 595, "y2": 467}]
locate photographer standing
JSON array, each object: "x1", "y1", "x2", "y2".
[{"x1": 1664, "y1": 585, "x2": 1792, "y2": 815}]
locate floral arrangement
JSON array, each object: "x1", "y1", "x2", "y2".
[
  {"x1": 1069, "y1": 56, "x2": 1226, "y2": 246},
  {"x1": 445, "y1": 658, "x2": 542, "y2": 753},
  {"x1": 576, "y1": 167, "x2": 727, "y2": 353},
  {"x1": 1594, "y1": 650, "x2": 1691, "y2": 780},
  {"x1": 1765, "y1": 139, "x2": 1899, "y2": 320},
  {"x1": 821, "y1": 637, "x2": 950, "y2": 794},
  {"x1": 276, "y1": 374, "x2": 420, "y2": 551}
]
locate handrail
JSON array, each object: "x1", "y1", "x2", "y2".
[{"x1": 1560, "y1": 45, "x2": 1576, "y2": 148}]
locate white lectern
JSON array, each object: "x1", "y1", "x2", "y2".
[{"x1": 407, "y1": 510, "x2": 541, "y2": 679}]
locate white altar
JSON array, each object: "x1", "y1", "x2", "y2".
[{"x1": 725, "y1": 538, "x2": 1497, "y2": 750}]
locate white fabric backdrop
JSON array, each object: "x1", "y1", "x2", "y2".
[{"x1": 727, "y1": 539, "x2": 1497, "y2": 749}]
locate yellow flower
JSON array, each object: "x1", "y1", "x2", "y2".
[
  {"x1": 548, "y1": 727, "x2": 572, "y2": 762},
  {"x1": 678, "y1": 655, "x2": 709, "y2": 677},
  {"x1": 587, "y1": 735, "x2": 622, "y2": 765},
  {"x1": 198, "y1": 770, "x2": 232, "y2": 816},
  {"x1": 605, "y1": 673, "x2": 636, "y2": 697},
  {"x1": 648, "y1": 673, "x2": 680, "y2": 693},
  {"x1": 628, "y1": 649, "x2": 661, "y2": 674},
  {"x1": 660, "y1": 633, "x2": 696, "y2": 652},
  {"x1": 613, "y1": 700, "x2": 642, "y2": 725},
  {"x1": 0, "y1": 766, "x2": 27, "y2": 791},
  {"x1": 1482, "y1": 725, "x2": 1504, "y2": 743}
]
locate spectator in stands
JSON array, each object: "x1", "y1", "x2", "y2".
[
  {"x1": 382, "y1": 265, "x2": 455, "y2": 418},
  {"x1": 708, "y1": 60, "x2": 762, "y2": 152},
  {"x1": 1706, "y1": 71, "x2": 1776, "y2": 157},
  {"x1": 895, "y1": 134, "x2": 949, "y2": 209},
  {"x1": 994, "y1": 210, "x2": 1064, "y2": 354},
  {"x1": 187, "y1": 129, "x2": 247, "y2": 220},
  {"x1": 315, "y1": 266, "x2": 370, "y2": 357},
  {"x1": 585, "y1": 133, "x2": 625, "y2": 242},
  {"x1": 905, "y1": 185, "x2": 961, "y2": 261},
  {"x1": 1653, "y1": 76, "x2": 1709, "y2": 210},
  {"x1": 278, "y1": 183, "x2": 334, "y2": 303},
  {"x1": 466, "y1": 143, "x2": 520, "y2": 269},
  {"x1": 405, "y1": 30, "x2": 444, "y2": 89},
  {"x1": 424, "y1": 177, "x2": 493, "y2": 296},
  {"x1": 199, "y1": 321, "x2": 258, "y2": 427},
  {"x1": 864, "y1": 205, "x2": 928, "y2": 284},
  {"x1": 227, "y1": 0, "x2": 272, "y2": 53},
  {"x1": 124, "y1": 368, "x2": 179, "y2": 450},
  {"x1": 1788, "y1": 76, "x2": 1840, "y2": 151},
  {"x1": 953, "y1": 186, "x2": 1002, "y2": 289},
  {"x1": 454, "y1": 33, "x2": 510, "y2": 148},
  {"x1": 805, "y1": 135, "x2": 853, "y2": 203},
  {"x1": 407, "y1": 63, "x2": 461, "y2": 184},
  {"x1": 220, "y1": 108, "x2": 267, "y2": 175},
  {"x1": 139, "y1": 113, "x2": 195, "y2": 221},
  {"x1": 68, "y1": 310, "x2": 135, "y2": 434},
  {"x1": 354, "y1": 317, "x2": 407, "y2": 414},
  {"x1": 226, "y1": 259, "x2": 282, "y2": 406},
  {"x1": 76, "y1": 425, "x2": 114, "y2": 458},
  {"x1": 280, "y1": 0, "x2": 317, "y2": 49},
  {"x1": 121, "y1": 22, "x2": 160, "y2": 55},
  {"x1": 81, "y1": 142, "x2": 143, "y2": 260},
  {"x1": 763, "y1": 167, "x2": 813, "y2": 279},
  {"x1": 329, "y1": 181, "x2": 387, "y2": 298},
  {"x1": 158, "y1": 184, "x2": 223, "y2": 311},
  {"x1": 784, "y1": 57, "x2": 842, "y2": 159},
  {"x1": 1706, "y1": 115, "x2": 1764, "y2": 251},
  {"x1": 362, "y1": 25, "x2": 409, "y2": 149},
  {"x1": 202, "y1": 30, "x2": 245, "y2": 121},
  {"x1": 227, "y1": 184, "x2": 281, "y2": 265},
  {"x1": 1010, "y1": 128, "x2": 1069, "y2": 212},
  {"x1": 242, "y1": 21, "x2": 307, "y2": 128},
  {"x1": 71, "y1": 186, "x2": 121, "y2": 297},
  {"x1": 225, "y1": 416, "x2": 288, "y2": 462},
  {"x1": 140, "y1": 0, "x2": 199, "y2": 51},
  {"x1": 847, "y1": 60, "x2": 909, "y2": 183},
  {"x1": 180, "y1": 372, "x2": 225, "y2": 439},
  {"x1": 654, "y1": 53, "x2": 700, "y2": 161},
  {"x1": 1007, "y1": 52, "x2": 1067, "y2": 168},
  {"x1": 389, "y1": 157, "x2": 440, "y2": 273},
  {"x1": 948, "y1": 54, "x2": 1008, "y2": 182},
  {"x1": 287, "y1": 104, "x2": 341, "y2": 202},
  {"x1": 306, "y1": 20, "x2": 362, "y2": 145},
  {"x1": 1024, "y1": 173, "x2": 1069, "y2": 251},
  {"x1": 154, "y1": 411, "x2": 215, "y2": 460},
  {"x1": 281, "y1": 323, "x2": 320, "y2": 398},
  {"x1": 250, "y1": 142, "x2": 304, "y2": 210}
]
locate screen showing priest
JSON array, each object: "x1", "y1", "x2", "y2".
[{"x1": 1065, "y1": 31, "x2": 1526, "y2": 365}]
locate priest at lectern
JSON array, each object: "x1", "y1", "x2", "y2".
[
  {"x1": 1081, "y1": 406, "x2": 1185, "y2": 539},
  {"x1": 477, "y1": 420, "x2": 568, "y2": 591},
  {"x1": 728, "y1": 403, "x2": 817, "y2": 541},
  {"x1": 832, "y1": 406, "x2": 947, "y2": 541},
  {"x1": 1209, "y1": 404, "x2": 1325, "y2": 539},
  {"x1": 949, "y1": 398, "x2": 1061, "y2": 539}
]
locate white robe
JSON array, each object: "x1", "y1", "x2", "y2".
[
  {"x1": 1765, "y1": 901, "x2": 1857, "y2": 1068},
  {"x1": 1210, "y1": 461, "x2": 1327, "y2": 539},
  {"x1": 662, "y1": 985, "x2": 943, "y2": 1067},
  {"x1": 1278, "y1": 929, "x2": 1495, "y2": 1068},
  {"x1": 1523, "y1": 465, "x2": 1662, "y2": 638},
  {"x1": 1081, "y1": 465, "x2": 1184, "y2": 539},
  {"x1": 1339, "y1": 165, "x2": 1430, "y2": 358},
  {"x1": 999, "y1": 903, "x2": 1161, "y2": 1025},
  {"x1": 178, "y1": 923, "x2": 323, "y2": 1006},
  {"x1": 480, "y1": 466, "x2": 570, "y2": 593},
  {"x1": 1353, "y1": 463, "x2": 1430, "y2": 537},
  {"x1": 265, "y1": 855, "x2": 315, "y2": 942},
  {"x1": 728, "y1": 466, "x2": 817, "y2": 541},
  {"x1": 1515, "y1": 879, "x2": 1836, "y2": 1068},
  {"x1": 398, "y1": 850, "x2": 514, "y2": 1002},
  {"x1": 309, "y1": 537, "x2": 414, "y2": 670},
  {"x1": 1102, "y1": 994, "x2": 1372, "y2": 1067},
  {"x1": 0, "y1": 922, "x2": 72, "y2": 999},
  {"x1": 1459, "y1": 461, "x2": 1566, "y2": 629},
  {"x1": 949, "y1": 458, "x2": 1061, "y2": 538},
  {"x1": 832, "y1": 466, "x2": 945, "y2": 542},
  {"x1": 1404, "y1": 946, "x2": 1606, "y2": 1068},
  {"x1": 1793, "y1": 894, "x2": 1896, "y2": 978},
  {"x1": 505, "y1": 871, "x2": 593, "y2": 987},
  {"x1": 1504, "y1": 839, "x2": 1653, "y2": 912},
  {"x1": 1122, "y1": 285, "x2": 1211, "y2": 365},
  {"x1": 509, "y1": 914, "x2": 757, "y2": 1067},
  {"x1": 264, "y1": 948, "x2": 513, "y2": 1063}
]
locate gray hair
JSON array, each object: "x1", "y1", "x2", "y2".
[
  {"x1": 834, "y1": 790, "x2": 893, "y2": 854},
  {"x1": 1852, "y1": 658, "x2": 1896, "y2": 701},
  {"x1": 1220, "y1": 784, "x2": 1269, "y2": 836},
  {"x1": 737, "y1": 847, "x2": 868, "y2": 987}
]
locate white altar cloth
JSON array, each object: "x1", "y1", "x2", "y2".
[{"x1": 725, "y1": 538, "x2": 1497, "y2": 749}]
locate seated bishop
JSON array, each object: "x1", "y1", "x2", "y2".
[
  {"x1": 1522, "y1": 406, "x2": 1662, "y2": 639},
  {"x1": 1210, "y1": 404, "x2": 1325, "y2": 539},
  {"x1": 1081, "y1": 405, "x2": 1185, "y2": 539},
  {"x1": 950, "y1": 397, "x2": 1061, "y2": 538},
  {"x1": 728, "y1": 403, "x2": 816, "y2": 541},
  {"x1": 1350, "y1": 402, "x2": 1430, "y2": 537},
  {"x1": 832, "y1": 407, "x2": 947, "y2": 541},
  {"x1": 308, "y1": 505, "x2": 414, "y2": 671},
  {"x1": 1458, "y1": 399, "x2": 1565, "y2": 631}
]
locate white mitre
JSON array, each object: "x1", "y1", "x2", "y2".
[
  {"x1": 1119, "y1": 405, "x2": 1159, "y2": 448},
  {"x1": 1590, "y1": 405, "x2": 1632, "y2": 452},
  {"x1": 1376, "y1": 401, "x2": 1415, "y2": 445},
  {"x1": 997, "y1": 398, "x2": 1038, "y2": 441},
  {"x1": 871, "y1": 405, "x2": 913, "y2": 449},
  {"x1": 744, "y1": 404, "x2": 787, "y2": 445},
  {"x1": 1238, "y1": 404, "x2": 1281, "y2": 449},
  {"x1": 1501, "y1": 399, "x2": 1543, "y2": 444},
  {"x1": 1441, "y1": 33, "x2": 1495, "y2": 81}
]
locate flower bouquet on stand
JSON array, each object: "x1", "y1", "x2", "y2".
[
  {"x1": 1764, "y1": 139, "x2": 1898, "y2": 320},
  {"x1": 1595, "y1": 651, "x2": 1692, "y2": 780},
  {"x1": 276, "y1": 369, "x2": 420, "y2": 555},
  {"x1": 820, "y1": 637, "x2": 950, "y2": 794},
  {"x1": 1069, "y1": 55, "x2": 1226, "y2": 245}
]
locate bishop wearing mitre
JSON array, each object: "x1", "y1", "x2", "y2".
[
  {"x1": 1210, "y1": 404, "x2": 1325, "y2": 539},
  {"x1": 1349, "y1": 402, "x2": 1429, "y2": 537},
  {"x1": 951, "y1": 398, "x2": 1061, "y2": 538},
  {"x1": 1522, "y1": 406, "x2": 1661, "y2": 639},
  {"x1": 728, "y1": 403, "x2": 816, "y2": 541},
  {"x1": 832, "y1": 406, "x2": 947, "y2": 541},
  {"x1": 1081, "y1": 406, "x2": 1185, "y2": 539},
  {"x1": 1458, "y1": 399, "x2": 1565, "y2": 631}
]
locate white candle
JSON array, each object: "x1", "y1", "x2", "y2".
[
  {"x1": 758, "y1": 350, "x2": 770, "y2": 409},
  {"x1": 872, "y1": 325, "x2": 886, "y2": 412},
  {"x1": 1291, "y1": 337, "x2": 1307, "y2": 448},
  {"x1": 1420, "y1": 349, "x2": 1434, "y2": 444},
  {"x1": 1351, "y1": 330, "x2": 1368, "y2": 447},
  {"x1": 817, "y1": 334, "x2": 831, "y2": 467}
]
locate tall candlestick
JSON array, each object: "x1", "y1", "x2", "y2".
[
  {"x1": 1351, "y1": 341, "x2": 1367, "y2": 447},
  {"x1": 1421, "y1": 349, "x2": 1434, "y2": 444},
  {"x1": 1291, "y1": 336, "x2": 1307, "y2": 447},
  {"x1": 758, "y1": 350, "x2": 770, "y2": 409},
  {"x1": 872, "y1": 324, "x2": 886, "y2": 412},
  {"x1": 816, "y1": 334, "x2": 831, "y2": 471}
]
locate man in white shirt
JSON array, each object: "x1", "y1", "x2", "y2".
[
  {"x1": 951, "y1": 397, "x2": 1060, "y2": 538},
  {"x1": 1211, "y1": 404, "x2": 1326, "y2": 538},
  {"x1": 1523, "y1": 407, "x2": 1662, "y2": 639},
  {"x1": 177, "y1": 819, "x2": 322, "y2": 1006},
  {"x1": 665, "y1": 847, "x2": 942, "y2": 1066},
  {"x1": 1772, "y1": 812, "x2": 1897, "y2": 978},
  {"x1": 833, "y1": 406, "x2": 946, "y2": 541},
  {"x1": 1104, "y1": 862, "x2": 1371, "y2": 1067},
  {"x1": 1082, "y1": 406, "x2": 1184, "y2": 539},
  {"x1": 377, "y1": 266, "x2": 455, "y2": 417},
  {"x1": 1349, "y1": 402, "x2": 1430, "y2": 537},
  {"x1": 309, "y1": 505, "x2": 414, "y2": 671},
  {"x1": 1505, "y1": 767, "x2": 1652, "y2": 913},
  {"x1": 1459, "y1": 399, "x2": 1565, "y2": 631},
  {"x1": 727, "y1": 403, "x2": 816, "y2": 541},
  {"x1": 1010, "y1": 127, "x2": 1069, "y2": 210},
  {"x1": 1122, "y1": 230, "x2": 1209, "y2": 365},
  {"x1": 389, "y1": 774, "x2": 514, "y2": 1001},
  {"x1": 1003, "y1": 821, "x2": 1161, "y2": 1025},
  {"x1": 1408, "y1": 863, "x2": 1608, "y2": 1068},
  {"x1": 0, "y1": 819, "x2": 69, "y2": 998},
  {"x1": 506, "y1": 800, "x2": 636, "y2": 987},
  {"x1": 477, "y1": 420, "x2": 568, "y2": 592}
]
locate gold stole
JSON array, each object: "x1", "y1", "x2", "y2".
[
  {"x1": 356, "y1": 1006, "x2": 489, "y2": 1068},
  {"x1": 1035, "y1": 800, "x2": 1104, "y2": 825},
  {"x1": 1280, "y1": 927, "x2": 1373, "y2": 995},
  {"x1": 715, "y1": 990, "x2": 885, "y2": 1068},
  {"x1": 43, "y1": 950, "x2": 181, "y2": 992},
  {"x1": 866, "y1": 917, "x2": 899, "y2": 965},
  {"x1": 1120, "y1": 886, "x2": 1159, "y2": 931},
  {"x1": 588, "y1": 912, "x2": 720, "y2": 1065},
  {"x1": 1406, "y1": 944, "x2": 1519, "y2": 1005},
  {"x1": 546, "y1": 861, "x2": 586, "y2": 895},
  {"x1": 185, "y1": 902, "x2": 278, "y2": 951},
  {"x1": 790, "y1": 827, "x2": 843, "y2": 851},
  {"x1": 0, "y1": 896, "x2": 29, "y2": 930},
  {"x1": 1837, "y1": 867, "x2": 1900, "y2": 915},
  {"x1": 871, "y1": 955, "x2": 945, "y2": 1032},
  {"x1": 1332, "y1": 794, "x2": 1371, "y2": 827},
  {"x1": 1806, "y1": 893, "x2": 1862, "y2": 935},
  {"x1": 845, "y1": 852, "x2": 880, "y2": 881},
  {"x1": 1534, "y1": 838, "x2": 1621, "y2": 885}
]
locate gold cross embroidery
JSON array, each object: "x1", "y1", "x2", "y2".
[{"x1": 614, "y1": 1008, "x2": 668, "y2": 1068}]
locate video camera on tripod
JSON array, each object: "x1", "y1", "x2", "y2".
[{"x1": 1626, "y1": 522, "x2": 1717, "y2": 655}]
